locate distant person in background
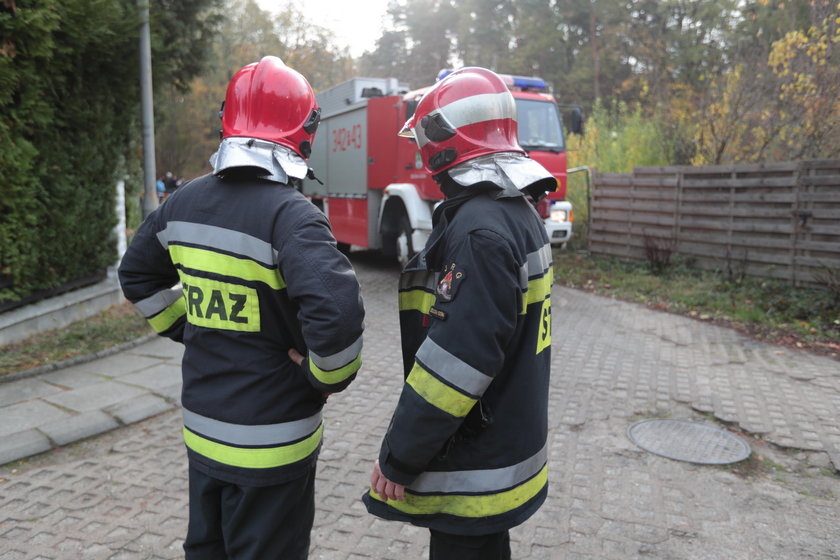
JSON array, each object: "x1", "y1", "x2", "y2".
[
  {"x1": 156, "y1": 177, "x2": 166, "y2": 202},
  {"x1": 164, "y1": 171, "x2": 177, "y2": 194}
]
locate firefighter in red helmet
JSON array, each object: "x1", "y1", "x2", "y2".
[
  {"x1": 363, "y1": 67, "x2": 556, "y2": 559},
  {"x1": 119, "y1": 56, "x2": 364, "y2": 559}
]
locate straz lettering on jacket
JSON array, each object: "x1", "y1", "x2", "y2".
[
  {"x1": 180, "y1": 273, "x2": 259, "y2": 332},
  {"x1": 536, "y1": 297, "x2": 551, "y2": 354},
  {"x1": 519, "y1": 244, "x2": 554, "y2": 356}
]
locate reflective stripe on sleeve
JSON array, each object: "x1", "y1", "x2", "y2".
[
  {"x1": 399, "y1": 289, "x2": 437, "y2": 314},
  {"x1": 521, "y1": 266, "x2": 553, "y2": 313},
  {"x1": 369, "y1": 464, "x2": 548, "y2": 518},
  {"x1": 406, "y1": 362, "x2": 476, "y2": 418},
  {"x1": 169, "y1": 245, "x2": 285, "y2": 290},
  {"x1": 399, "y1": 269, "x2": 439, "y2": 292},
  {"x1": 309, "y1": 352, "x2": 362, "y2": 385},
  {"x1": 183, "y1": 423, "x2": 323, "y2": 470},
  {"x1": 134, "y1": 288, "x2": 184, "y2": 318},
  {"x1": 409, "y1": 443, "x2": 547, "y2": 493},
  {"x1": 182, "y1": 408, "x2": 323, "y2": 446},
  {"x1": 527, "y1": 244, "x2": 552, "y2": 277},
  {"x1": 399, "y1": 269, "x2": 438, "y2": 313},
  {"x1": 144, "y1": 295, "x2": 186, "y2": 334},
  {"x1": 309, "y1": 335, "x2": 363, "y2": 372},
  {"x1": 157, "y1": 221, "x2": 278, "y2": 266},
  {"x1": 415, "y1": 338, "x2": 492, "y2": 397},
  {"x1": 519, "y1": 244, "x2": 552, "y2": 289}
]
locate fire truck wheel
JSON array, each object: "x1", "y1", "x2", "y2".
[{"x1": 395, "y1": 215, "x2": 414, "y2": 267}]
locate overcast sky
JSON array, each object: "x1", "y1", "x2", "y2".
[{"x1": 255, "y1": 0, "x2": 392, "y2": 57}]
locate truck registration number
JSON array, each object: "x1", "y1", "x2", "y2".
[{"x1": 332, "y1": 125, "x2": 363, "y2": 152}]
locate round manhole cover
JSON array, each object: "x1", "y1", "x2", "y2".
[{"x1": 627, "y1": 419, "x2": 751, "y2": 464}]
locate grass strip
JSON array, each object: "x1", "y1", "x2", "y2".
[
  {"x1": 0, "y1": 301, "x2": 153, "y2": 378},
  {"x1": 554, "y1": 252, "x2": 840, "y2": 358}
]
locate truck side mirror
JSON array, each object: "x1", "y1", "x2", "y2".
[{"x1": 569, "y1": 107, "x2": 584, "y2": 136}]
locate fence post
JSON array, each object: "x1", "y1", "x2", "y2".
[
  {"x1": 791, "y1": 163, "x2": 798, "y2": 286},
  {"x1": 628, "y1": 169, "x2": 635, "y2": 255},
  {"x1": 568, "y1": 166, "x2": 592, "y2": 251},
  {"x1": 114, "y1": 179, "x2": 127, "y2": 264},
  {"x1": 674, "y1": 167, "x2": 683, "y2": 254}
]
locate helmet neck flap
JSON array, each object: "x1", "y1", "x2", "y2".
[
  {"x1": 210, "y1": 137, "x2": 308, "y2": 183},
  {"x1": 444, "y1": 152, "x2": 557, "y2": 200}
]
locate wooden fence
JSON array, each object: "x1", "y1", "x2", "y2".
[{"x1": 589, "y1": 160, "x2": 840, "y2": 286}]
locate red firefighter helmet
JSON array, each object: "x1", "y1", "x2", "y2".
[
  {"x1": 399, "y1": 67, "x2": 524, "y2": 175},
  {"x1": 220, "y1": 56, "x2": 320, "y2": 159}
]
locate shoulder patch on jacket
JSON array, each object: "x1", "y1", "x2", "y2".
[{"x1": 436, "y1": 263, "x2": 465, "y2": 303}]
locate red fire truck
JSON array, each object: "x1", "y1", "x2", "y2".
[{"x1": 306, "y1": 72, "x2": 576, "y2": 264}]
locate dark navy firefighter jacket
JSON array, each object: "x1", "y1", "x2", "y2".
[
  {"x1": 118, "y1": 173, "x2": 364, "y2": 486},
  {"x1": 363, "y1": 181, "x2": 553, "y2": 535}
]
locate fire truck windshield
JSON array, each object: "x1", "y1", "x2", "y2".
[{"x1": 516, "y1": 99, "x2": 565, "y2": 152}]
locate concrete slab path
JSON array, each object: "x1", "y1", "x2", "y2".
[{"x1": 1, "y1": 251, "x2": 838, "y2": 559}]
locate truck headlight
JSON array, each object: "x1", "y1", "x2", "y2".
[{"x1": 550, "y1": 205, "x2": 573, "y2": 223}]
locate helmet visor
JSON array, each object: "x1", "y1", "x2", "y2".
[
  {"x1": 398, "y1": 120, "x2": 415, "y2": 139},
  {"x1": 399, "y1": 118, "x2": 421, "y2": 151}
]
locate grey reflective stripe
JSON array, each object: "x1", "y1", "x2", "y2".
[
  {"x1": 417, "y1": 92, "x2": 516, "y2": 149},
  {"x1": 182, "y1": 408, "x2": 322, "y2": 446},
  {"x1": 415, "y1": 338, "x2": 493, "y2": 397},
  {"x1": 518, "y1": 265, "x2": 529, "y2": 290},
  {"x1": 526, "y1": 244, "x2": 552, "y2": 277},
  {"x1": 157, "y1": 221, "x2": 278, "y2": 266},
  {"x1": 134, "y1": 288, "x2": 184, "y2": 318},
  {"x1": 409, "y1": 443, "x2": 547, "y2": 493},
  {"x1": 520, "y1": 244, "x2": 552, "y2": 289},
  {"x1": 309, "y1": 334, "x2": 363, "y2": 372},
  {"x1": 399, "y1": 269, "x2": 439, "y2": 292}
]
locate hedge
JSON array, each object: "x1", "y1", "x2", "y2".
[{"x1": 0, "y1": 0, "x2": 221, "y2": 304}]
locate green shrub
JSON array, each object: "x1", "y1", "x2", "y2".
[
  {"x1": 0, "y1": 0, "x2": 222, "y2": 303},
  {"x1": 563, "y1": 101, "x2": 678, "y2": 251}
]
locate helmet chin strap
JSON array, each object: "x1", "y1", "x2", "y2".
[{"x1": 434, "y1": 171, "x2": 466, "y2": 200}]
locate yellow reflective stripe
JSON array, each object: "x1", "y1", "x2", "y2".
[
  {"x1": 310, "y1": 352, "x2": 362, "y2": 385},
  {"x1": 169, "y1": 244, "x2": 285, "y2": 289},
  {"x1": 521, "y1": 266, "x2": 553, "y2": 314},
  {"x1": 146, "y1": 298, "x2": 186, "y2": 333},
  {"x1": 399, "y1": 289, "x2": 436, "y2": 314},
  {"x1": 370, "y1": 464, "x2": 548, "y2": 518},
  {"x1": 182, "y1": 423, "x2": 323, "y2": 469},
  {"x1": 406, "y1": 362, "x2": 476, "y2": 418}
]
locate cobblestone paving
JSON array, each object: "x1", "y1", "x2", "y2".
[{"x1": 1, "y1": 251, "x2": 838, "y2": 559}]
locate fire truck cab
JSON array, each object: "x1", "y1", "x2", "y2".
[{"x1": 306, "y1": 72, "x2": 574, "y2": 265}]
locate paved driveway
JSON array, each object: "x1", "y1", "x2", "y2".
[{"x1": 0, "y1": 251, "x2": 838, "y2": 559}]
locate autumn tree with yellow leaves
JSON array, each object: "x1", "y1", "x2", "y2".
[
  {"x1": 693, "y1": 0, "x2": 839, "y2": 164},
  {"x1": 154, "y1": 0, "x2": 355, "y2": 180}
]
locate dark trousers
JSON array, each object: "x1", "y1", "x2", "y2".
[
  {"x1": 183, "y1": 465, "x2": 316, "y2": 560},
  {"x1": 429, "y1": 529, "x2": 511, "y2": 560}
]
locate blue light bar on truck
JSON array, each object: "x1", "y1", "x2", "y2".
[
  {"x1": 436, "y1": 69, "x2": 454, "y2": 81},
  {"x1": 502, "y1": 75, "x2": 547, "y2": 90},
  {"x1": 436, "y1": 69, "x2": 547, "y2": 91}
]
